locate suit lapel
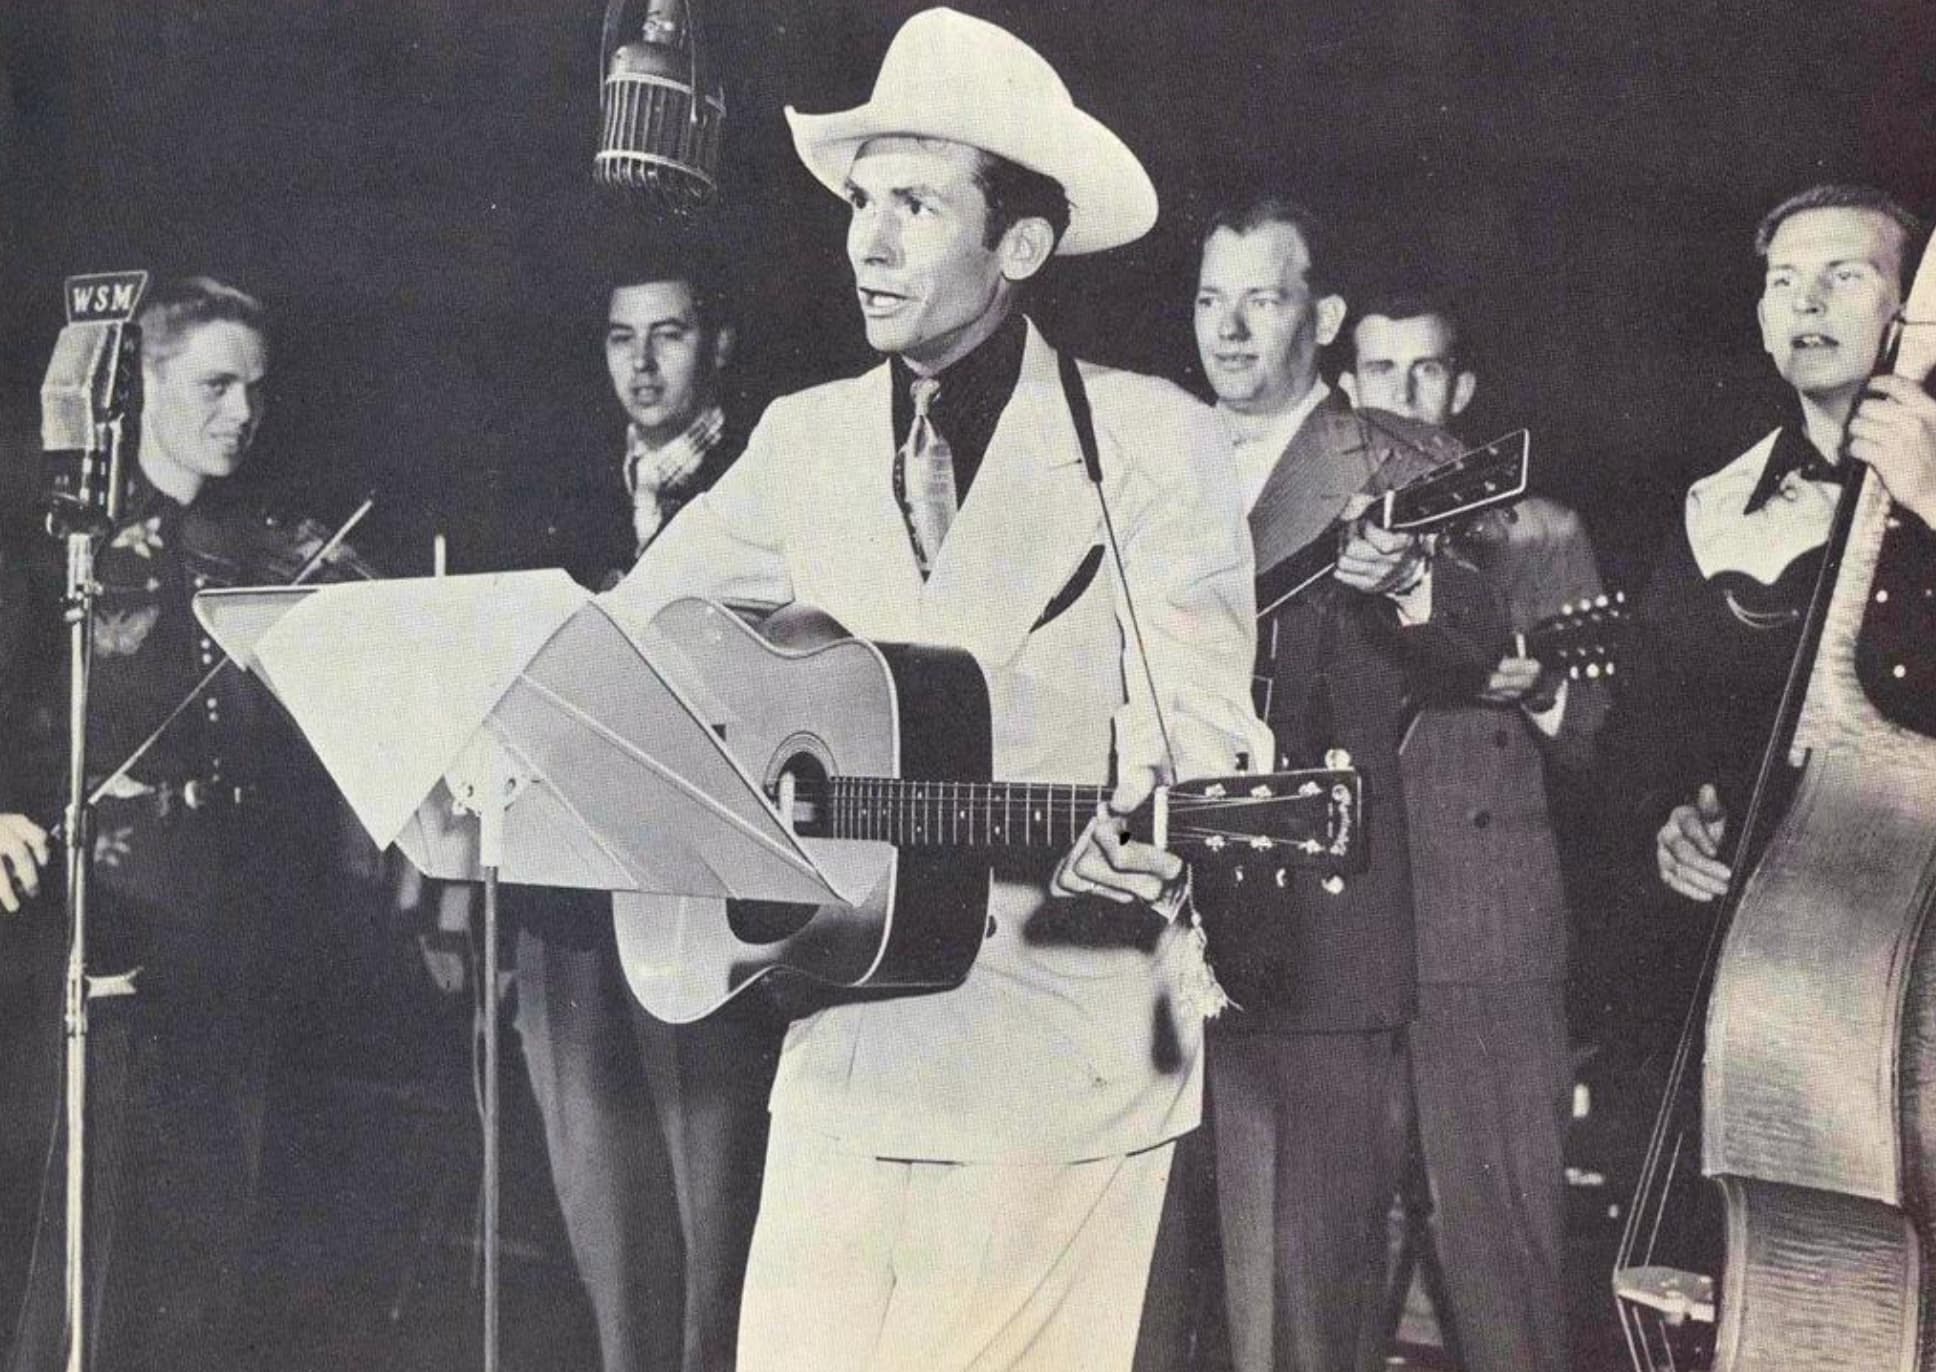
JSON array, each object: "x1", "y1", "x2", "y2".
[
  {"x1": 921, "y1": 321, "x2": 1102, "y2": 667},
  {"x1": 803, "y1": 363, "x2": 929, "y2": 637},
  {"x1": 1248, "y1": 396, "x2": 1380, "y2": 574}
]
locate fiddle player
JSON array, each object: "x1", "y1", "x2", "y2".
[
  {"x1": 600, "y1": 11, "x2": 1271, "y2": 1368},
  {"x1": 1617, "y1": 185, "x2": 1936, "y2": 905},
  {"x1": 1341, "y1": 289, "x2": 1609, "y2": 1372},
  {"x1": 1188, "y1": 199, "x2": 1506, "y2": 1371},
  {"x1": 2, "y1": 276, "x2": 371, "y2": 1371}
]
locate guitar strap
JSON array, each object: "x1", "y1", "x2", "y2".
[{"x1": 1055, "y1": 347, "x2": 1181, "y2": 784}]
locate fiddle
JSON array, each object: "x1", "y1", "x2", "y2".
[
  {"x1": 76, "y1": 494, "x2": 380, "y2": 818},
  {"x1": 178, "y1": 492, "x2": 382, "y2": 588}
]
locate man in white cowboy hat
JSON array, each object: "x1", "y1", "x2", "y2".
[{"x1": 602, "y1": 8, "x2": 1269, "y2": 1369}]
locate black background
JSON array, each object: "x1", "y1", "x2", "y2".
[{"x1": 3, "y1": 0, "x2": 1934, "y2": 586}]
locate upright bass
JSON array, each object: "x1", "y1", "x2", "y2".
[{"x1": 1614, "y1": 233, "x2": 1936, "y2": 1366}]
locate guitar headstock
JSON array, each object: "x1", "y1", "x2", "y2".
[
  {"x1": 1386, "y1": 428, "x2": 1530, "y2": 532},
  {"x1": 1158, "y1": 765, "x2": 1363, "y2": 888},
  {"x1": 1525, "y1": 590, "x2": 1629, "y2": 681}
]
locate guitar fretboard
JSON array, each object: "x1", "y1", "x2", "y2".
[{"x1": 812, "y1": 778, "x2": 1115, "y2": 848}]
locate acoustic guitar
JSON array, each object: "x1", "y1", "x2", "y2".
[{"x1": 615, "y1": 598, "x2": 1362, "y2": 1022}]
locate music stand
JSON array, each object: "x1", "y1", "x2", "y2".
[{"x1": 195, "y1": 570, "x2": 842, "y2": 1372}]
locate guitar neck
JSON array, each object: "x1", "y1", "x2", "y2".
[
  {"x1": 1256, "y1": 429, "x2": 1530, "y2": 617},
  {"x1": 810, "y1": 777, "x2": 1117, "y2": 849}
]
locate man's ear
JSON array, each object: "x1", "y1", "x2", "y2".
[
  {"x1": 1755, "y1": 296, "x2": 1778, "y2": 364},
  {"x1": 1315, "y1": 294, "x2": 1348, "y2": 348},
  {"x1": 1339, "y1": 370, "x2": 1361, "y2": 408},
  {"x1": 1451, "y1": 370, "x2": 1476, "y2": 417},
  {"x1": 711, "y1": 322, "x2": 737, "y2": 376},
  {"x1": 999, "y1": 218, "x2": 1056, "y2": 284}
]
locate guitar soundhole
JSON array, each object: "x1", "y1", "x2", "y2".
[
  {"x1": 769, "y1": 747, "x2": 833, "y2": 838},
  {"x1": 727, "y1": 749, "x2": 835, "y2": 944},
  {"x1": 728, "y1": 899, "x2": 818, "y2": 945}
]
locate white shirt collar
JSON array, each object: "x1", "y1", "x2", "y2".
[{"x1": 1217, "y1": 380, "x2": 1332, "y2": 514}]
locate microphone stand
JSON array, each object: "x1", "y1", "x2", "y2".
[
  {"x1": 47, "y1": 413, "x2": 129, "y2": 1372},
  {"x1": 42, "y1": 489, "x2": 373, "y2": 1372}
]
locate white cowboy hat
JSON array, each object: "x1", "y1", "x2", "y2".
[{"x1": 783, "y1": 8, "x2": 1157, "y2": 256}]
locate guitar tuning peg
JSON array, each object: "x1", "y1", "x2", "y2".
[
  {"x1": 1324, "y1": 748, "x2": 1353, "y2": 770},
  {"x1": 1275, "y1": 869, "x2": 1288, "y2": 889},
  {"x1": 1322, "y1": 874, "x2": 1345, "y2": 895}
]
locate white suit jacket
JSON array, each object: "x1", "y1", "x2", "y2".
[{"x1": 600, "y1": 320, "x2": 1269, "y2": 1163}]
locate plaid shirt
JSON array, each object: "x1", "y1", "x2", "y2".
[{"x1": 623, "y1": 404, "x2": 726, "y2": 554}]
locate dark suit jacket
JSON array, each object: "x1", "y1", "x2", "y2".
[
  {"x1": 515, "y1": 415, "x2": 749, "y2": 593},
  {"x1": 509, "y1": 415, "x2": 748, "y2": 949},
  {"x1": 1400, "y1": 496, "x2": 1609, "y2": 987},
  {"x1": 1203, "y1": 399, "x2": 1506, "y2": 1034}
]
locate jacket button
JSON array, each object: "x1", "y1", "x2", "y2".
[{"x1": 1471, "y1": 809, "x2": 1491, "y2": 830}]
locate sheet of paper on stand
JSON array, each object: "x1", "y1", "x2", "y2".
[{"x1": 193, "y1": 569, "x2": 845, "y2": 905}]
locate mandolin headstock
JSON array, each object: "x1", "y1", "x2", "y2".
[{"x1": 1526, "y1": 590, "x2": 1629, "y2": 682}]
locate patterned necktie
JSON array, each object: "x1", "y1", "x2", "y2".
[{"x1": 902, "y1": 376, "x2": 957, "y2": 574}]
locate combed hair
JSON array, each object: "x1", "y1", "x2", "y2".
[
  {"x1": 1202, "y1": 194, "x2": 1338, "y2": 297},
  {"x1": 1352, "y1": 287, "x2": 1469, "y2": 364},
  {"x1": 597, "y1": 227, "x2": 730, "y2": 333},
  {"x1": 138, "y1": 276, "x2": 267, "y2": 368},
  {"x1": 1754, "y1": 184, "x2": 1926, "y2": 293},
  {"x1": 971, "y1": 150, "x2": 1071, "y2": 251}
]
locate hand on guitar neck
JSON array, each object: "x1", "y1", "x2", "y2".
[
  {"x1": 1334, "y1": 497, "x2": 1431, "y2": 599},
  {"x1": 1048, "y1": 769, "x2": 1184, "y2": 908}
]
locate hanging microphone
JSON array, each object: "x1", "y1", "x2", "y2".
[
  {"x1": 39, "y1": 270, "x2": 149, "y2": 534},
  {"x1": 594, "y1": 0, "x2": 725, "y2": 211}
]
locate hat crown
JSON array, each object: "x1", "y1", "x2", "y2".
[
  {"x1": 783, "y1": 7, "x2": 1158, "y2": 255},
  {"x1": 873, "y1": 8, "x2": 1073, "y2": 113}
]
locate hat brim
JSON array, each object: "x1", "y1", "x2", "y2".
[{"x1": 785, "y1": 101, "x2": 1158, "y2": 256}]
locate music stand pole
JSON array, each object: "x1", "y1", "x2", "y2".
[
  {"x1": 468, "y1": 739, "x2": 515, "y2": 1372},
  {"x1": 57, "y1": 525, "x2": 99, "y2": 1372}
]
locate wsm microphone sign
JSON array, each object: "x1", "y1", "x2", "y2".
[{"x1": 64, "y1": 271, "x2": 149, "y2": 323}]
